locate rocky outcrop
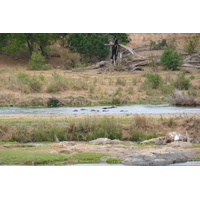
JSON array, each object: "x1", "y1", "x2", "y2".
[
  {"x1": 89, "y1": 138, "x2": 123, "y2": 145},
  {"x1": 122, "y1": 151, "x2": 195, "y2": 166}
]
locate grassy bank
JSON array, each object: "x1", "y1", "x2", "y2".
[
  {"x1": 0, "y1": 65, "x2": 199, "y2": 107},
  {"x1": 0, "y1": 115, "x2": 199, "y2": 143},
  {"x1": 0, "y1": 146, "x2": 120, "y2": 165}
]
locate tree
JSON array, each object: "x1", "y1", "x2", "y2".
[
  {"x1": 0, "y1": 33, "x2": 27, "y2": 53},
  {"x1": 31, "y1": 33, "x2": 61, "y2": 57},
  {"x1": 160, "y1": 48, "x2": 183, "y2": 70},
  {"x1": 0, "y1": 33, "x2": 62, "y2": 57},
  {"x1": 66, "y1": 33, "x2": 130, "y2": 61}
]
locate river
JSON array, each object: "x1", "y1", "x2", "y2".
[{"x1": 0, "y1": 104, "x2": 200, "y2": 115}]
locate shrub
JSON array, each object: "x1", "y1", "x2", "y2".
[
  {"x1": 47, "y1": 73, "x2": 67, "y2": 93},
  {"x1": 148, "y1": 56, "x2": 159, "y2": 72},
  {"x1": 166, "y1": 89, "x2": 196, "y2": 106},
  {"x1": 168, "y1": 38, "x2": 177, "y2": 50},
  {"x1": 173, "y1": 73, "x2": 191, "y2": 90},
  {"x1": 160, "y1": 48, "x2": 183, "y2": 70},
  {"x1": 143, "y1": 73, "x2": 163, "y2": 89},
  {"x1": 28, "y1": 51, "x2": 46, "y2": 70},
  {"x1": 16, "y1": 73, "x2": 43, "y2": 93},
  {"x1": 184, "y1": 36, "x2": 199, "y2": 55},
  {"x1": 61, "y1": 50, "x2": 81, "y2": 70}
]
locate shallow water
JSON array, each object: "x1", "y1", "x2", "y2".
[
  {"x1": 0, "y1": 104, "x2": 200, "y2": 115},
  {"x1": 72, "y1": 161, "x2": 200, "y2": 166},
  {"x1": 169, "y1": 161, "x2": 200, "y2": 166},
  {"x1": 71, "y1": 163, "x2": 124, "y2": 166}
]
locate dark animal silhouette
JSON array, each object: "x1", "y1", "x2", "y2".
[{"x1": 111, "y1": 35, "x2": 119, "y2": 65}]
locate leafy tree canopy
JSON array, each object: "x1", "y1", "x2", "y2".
[
  {"x1": 0, "y1": 33, "x2": 62, "y2": 56},
  {"x1": 66, "y1": 33, "x2": 130, "y2": 61},
  {"x1": 0, "y1": 33, "x2": 130, "y2": 61}
]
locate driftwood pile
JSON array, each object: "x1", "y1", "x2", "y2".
[{"x1": 182, "y1": 52, "x2": 200, "y2": 69}]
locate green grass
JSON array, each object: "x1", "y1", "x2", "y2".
[
  {"x1": 0, "y1": 149, "x2": 68, "y2": 165},
  {"x1": 106, "y1": 157, "x2": 124, "y2": 164},
  {"x1": 0, "y1": 141, "x2": 19, "y2": 145},
  {"x1": 192, "y1": 154, "x2": 200, "y2": 161},
  {"x1": 66, "y1": 152, "x2": 109, "y2": 164}
]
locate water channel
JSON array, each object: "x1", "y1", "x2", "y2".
[{"x1": 0, "y1": 104, "x2": 200, "y2": 115}]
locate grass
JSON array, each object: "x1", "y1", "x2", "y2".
[
  {"x1": 192, "y1": 154, "x2": 200, "y2": 161},
  {"x1": 66, "y1": 152, "x2": 109, "y2": 164},
  {"x1": 0, "y1": 146, "x2": 121, "y2": 165},
  {"x1": 0, "y1": 149, "x2": 68, "y2": 165},
  {"x1": 1, "y1": 115, "x2": 199, "y2": 143},
  {"x1": 0, "y1": 117, "x2": 122, "y2": 142},
  {"x1": 106, "y1": 157, "x2": 124, "y2": 164},
  {"x1": 0, "y1": 50, "x2": 200, "y2": 107}
]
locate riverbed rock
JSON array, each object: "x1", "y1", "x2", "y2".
[
  {"x1": 89, "y1": 138, "x2": 123, "y2": 145},
  {"x1": 122, "y1": 150, "x2": 194, "y2": 166},
  {"x1": 140, "y1": 136, "x2": 166, "y2": 145},
  {"x1": 165, "y1": 132, "x2": 187, "y2": 143},
  {"x1": 110, "y1": 139, "x2": 124, "y2": 144}
]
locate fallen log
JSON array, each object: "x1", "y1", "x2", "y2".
[
  {"x1": 86, "y1": 61, "x2": 111, "y2": 69},
  {"x1": 124, "y1": 66, "x2": 144, "y2": 71},
  {"x1": 181, "y1": 63, "x2": 200, "y2": 69},
  {"x1": 119, "y1": 44, "x2": 145, "y2": 59},
  {"x1": 184, "y1": 53, "x2": 200, "y2": 62},
  {"x1": 182, "y1": 52, "x2": 200, "y2": 68}
]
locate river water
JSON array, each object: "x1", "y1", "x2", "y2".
[
  {"x1": 0, "y1": 104, "x2": 200, "y2": 115},
  {"x1": 71, "y1": 161, "x2": 200, "y2": 166}
]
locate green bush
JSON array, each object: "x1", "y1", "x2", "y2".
[
  {"x1": 160, "y1": 48, "x2": 183, "y2": 70},
  {"x1": 143, "y1": 73, "x2": 163, "y2": 89},
  {"x1": 184, "y1": 36, "x2": 199, "y2": 55},
  {"x1": 173, "y1": 73, "x2": 191, "y2": 90},
  {"x1": 28, "y1": 51, "x2": 46, "y2": 70}
]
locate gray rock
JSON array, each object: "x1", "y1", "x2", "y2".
[
  {"x1": 89, "y1": 138, "x2": 123, "y2": 145},
  {"x1": 110, "y1": 139, "x2": 123, "y2": 144},
  {"x1": 121, "y1": 151, "x2": 194, "y2": 166},
  {"x1": 140, "y1": 136, "x2": 166, "y2": 145}
]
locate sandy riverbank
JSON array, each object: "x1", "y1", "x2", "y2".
[{"x1": 0, "y1": 112, "x2": 200, "y2": 119}]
